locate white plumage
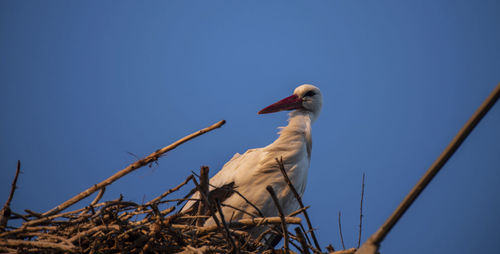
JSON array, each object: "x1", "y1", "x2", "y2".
[{"x1": 182, "y1": 84, "x2": 322, "y2": 233}]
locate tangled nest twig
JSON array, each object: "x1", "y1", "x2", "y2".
[{"x1": 0, "y1": 120, "x2": 356, "y2": 254}]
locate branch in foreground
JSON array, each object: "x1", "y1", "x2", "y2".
[
  {"x1": 294, "y1": 227, "x2": 310, "y2": 254},
  {"x1": 215, "y1": 199, "x2": 237, "y2": 251},
  {"x1": 276, "y1": 157, "x2": 323, "y2": 252},
  {"x1": 266, "y1": 185, "x2": 290, "y2": 253},
  {"x1": 356, "y1": 83, "x2": 500, "y2": 254},
  {"x1": 42, "y1": 120, "x2": 225, "y2": 217}
]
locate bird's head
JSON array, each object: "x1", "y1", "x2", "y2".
[{"x1": 258, "y1": 84, "x2": 322, "y2": 122}]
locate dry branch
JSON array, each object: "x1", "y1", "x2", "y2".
[
  {"x1": 145, "y1": 175, "x2": 194, "y2": 206},
  {"x1": 267, "y1": 185, "x2": 290, "y2": 253},
  {"x1": 215, "y1": 199, "x2": 237, "y2": 252},
  {"x1": 42, "y1": 120, "x2": 225, "y2": 217},
  {"x1": 90, "y1": 187, "x2": 105, "y2": 206},
  {"x1": 0, "y1": 238, "x2": 76, "y2": 252},
  {"x1": 197, "y1": 166, "x2": 209, "y2": 226},
  {"x1": 357, "y1": 173, "x2": 365, "y2": 248},
  {"x1": 294, "y1": 227, "x2": 310, "y2": 254},
  {"x1": 357, "y1": 83, "x2": 500, "y2": 254},
  {"x1": 338, "y1": 211, "x2": 345, "y2": 250},
  {"x1": 276, "y1": 157, "x2": 322, "y2": 252},
  {"x1": 0, "y1": 160, "x2": 21, "y2": 229}
]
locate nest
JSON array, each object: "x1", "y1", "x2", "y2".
[{"x1": 0, "y1": 120, "x2": 356, "y2": 254}]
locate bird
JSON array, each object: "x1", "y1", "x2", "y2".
[{"x1": 181, "y1": 84, "x2": 322, "y2": 242}]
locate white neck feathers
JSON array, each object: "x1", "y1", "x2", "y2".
[{"x1": 265, "y1": 111, "x2": 313, "y2": 161}]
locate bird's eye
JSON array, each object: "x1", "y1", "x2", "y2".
[{"x1": 304, "y1": 91, "x2": 316, "y2": 97}]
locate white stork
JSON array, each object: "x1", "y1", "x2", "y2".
[{"x1": 182, "y1": 84, "x2": 322, "y2": 238}]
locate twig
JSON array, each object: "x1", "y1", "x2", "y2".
[
  {"x1": 42, "y1": 120, "x2": 226, "y2": 217},
  {"x1": 327, "y1": 245, "x2": 335, "y2": 252},
  {"x1": 191, "y1": 177, "x2": 223, "y2": 230},
  {"x1": 276, "y1": 157, "x2": 322, "y2": 252},
  {"x1": 18, "y1": 232, "x2": 74, "y2": 246},
  {"x1": 23, "y1": 199, "x2": 126, "y2": 227},
  {"x1": 220, "y1": 203, "x2": 258, "y2": 219},
  {"x1": 0, "y1": 226, "x2": 56, "y2": 238},
  {"x1": 294, "y1": 227, "x2": 310, "y2": 254},
  {"x1": 0, "y1": 238, "x2": 76, "y2": 253},
  {"x1": 0, "y1": 246, "x2": 16, "y2": 254},
  {"x1": 147, "y1": 175, "x2": 194, "y2": 206},
  {"x1": 91, "y1": 187, "x2": 106, "y2": 206},
  {"x1": 193, "y1": 217, "x2": 302, "y2": 234},
  {"x1": 24, "y1": 209, "x2": 42, "y2": 218},
  {"x1": 338, "y1": 211, "x2": 345, "y2": 250},
  {"x1": 254, "y1": 228, "x2": 275, "y2": 244},
  {"x1": 215, "y1": 199, "x2": 237, "y2": 253},
  {"x1": 288, "y1": 237, "x2": 304, "y2": 252},
  {"x1": 69, "y1": 224, "x2": 121, "y2": 243},
  {"x1": 358, "y1": 173, "x2": 365, "y2": 248},
  {"x1": 0, "y1": 161, "x2": 21, "y2": 229},
  {"x1": 4, "y1": 161, "x2": 21, "y2": 209},
  {"x1": 9, "y1": 211, "x2": 29, "y2": 222},
  {"x1": 287, "y1": 206, "x2": 311, "y2": 217},
  {"x1": 77, "y1": 188, "x2": 105, "y2": 216},
  {"x1": 197, "y1": 166, "x2": 210, "y2": 226},
  {"x1": 357, "y1": 83, "x2": 500, "y2": 254},
  {"x1": 230, "y1": 188, "x2": 265, "y2": 218},
  {"x1": 206, "y1": 180, "x2": 265, "y2": 218},
  {"x1": 266, "y1": 185, "x2": 289, "y2": 254},
  {"x1": 298, "y1": 223, "x2": 313, "y2": 248}
]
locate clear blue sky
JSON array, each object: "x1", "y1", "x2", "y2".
[{"x1": 1, "y1": 1, "x2": 499, "y2": 253}]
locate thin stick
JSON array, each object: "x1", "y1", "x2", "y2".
[
  {"x1": 78, "y1": 188, "x2": 106, "y2": 216},
  {"x1": 0, "y1": 226, "x2": 57, "y2": 238},
  {"x1": 146, "y1": 175, "x2": 194, "y2": 206},
  {"x1": 357, "y1": 173, "x2": 365, "y2": 248},
  {"x1": 197, "y1": 166, "x2": 209, "y2": 226},
  {"x1": 338, "y1": 211, "x2": 345, "y2": 250},
  {"x1": 299, "y1": 223, "x2": 313, "y2": 248},
  {"x1": 276, "y1": 157, "x2": 322, "y2": 252},
  {"x1": 68, "y1": 224, "x2": 121, "y2": 243},
  {"x1": 0, "y1": 160, "x2": 21, "y2": 229},
  {"x1": 192, "y1": 217, "x2": 302, "y2": 234},
  {"x1": 358, "y1": 83, "x2": 500, "y2": 254},
  {"x1": 191, "y1": 177, "x2": 223, "y2": 230},
  {"x1": 215, "y1": 199, "x2": 237, "y2": 252},
  {"x1": 220, "y1": 203, "x2": 258, "y2": 219},
  {"x1": 42, "y1": 120, "x2": 225, "y2": 217},
  {"x1": 4, "y1": 160, "x2": 21, "y2": 209},
  {"x1": 0, "y1": 238, "x2": 76, "y2": 253},
  {"x1": 206, "y1": 181, "x2": 265, "y2": 217},
  {"x1": 294, "y1": 227, "x2": 311, "y2": 254},
  {"x1": 326, "y1": 245, "x2": 335, "y2": 252},
  {"x1": 266, "y1": 185, "x2": 289, "y2": 253},
  {"x1": 24, "y1": 209, "x2": 42, "y2": 218},
  {"x1": 91, "y1": 187, "x2": 105, "y2": 206},
  {"x1": 287, "y1": 205, "x2": 310, "y2": 217},
  {"x1": 230, "y1": 188, "x2": 265, "y2": 217},
  {"x1": 8, "y1": 211, "x2": 29, "y2": 222},
  {"x1": 288, "y1": 237, "x2": 304, "y2": 252}
]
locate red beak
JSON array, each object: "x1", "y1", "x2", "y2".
[{"x1": 258, "y1": 94, "x2": 303, "y2": 114}]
